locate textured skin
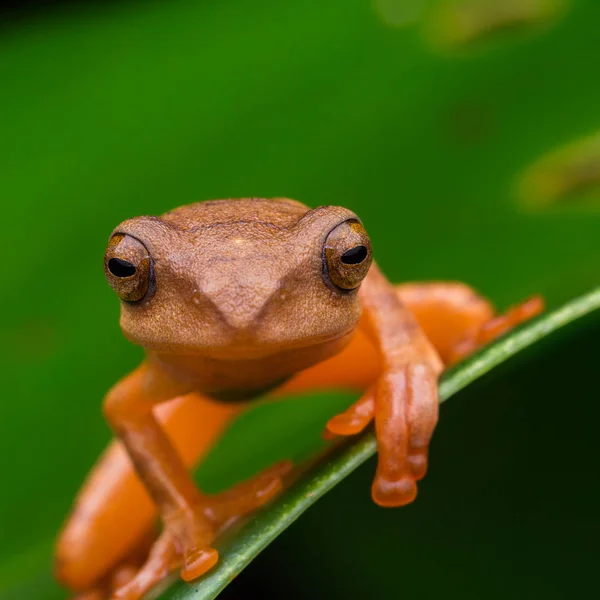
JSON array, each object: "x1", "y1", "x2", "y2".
[{"x1": 54, "y1": 199, "x2": 543, "y2": 600}]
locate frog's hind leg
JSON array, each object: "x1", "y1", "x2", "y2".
[{"x1": 394, "y1": 282, "x2": 544, "y2": 366}]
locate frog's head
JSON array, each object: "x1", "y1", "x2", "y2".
[{"x1": 104, "y1": 198, "x2": 373, "y2": 359}]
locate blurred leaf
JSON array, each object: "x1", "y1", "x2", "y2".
[
  {"x1": 373, "y1": 0, "x2": 427, "y2": 28},
  {"x1": 517, "y1": 130, "x2": 600, "y2": 210},
  {"x1": 423, "y1": 0, "x2": 569, "y2": 51},
  {"x1": 159, "y1": 287, "x2": 600, "y2": 600}
]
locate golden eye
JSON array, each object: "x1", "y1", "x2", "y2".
[
  {"x1": 323, "y1": 220, "x2": 373, "y2": 291},
  {"x1": 104, "y1": 234, "x2": 154, "y2": 302}
]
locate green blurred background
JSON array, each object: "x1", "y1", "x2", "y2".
[{"x1": 1, "y1": 0, "x2": 600, "y2": 598}]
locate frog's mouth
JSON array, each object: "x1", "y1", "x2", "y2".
[
  {"x1": 126, "y1": 325, "x2": 356, "y2": 361},
  {"x1": 142, "y1": 329, "x2": 357, "y2": 400}
]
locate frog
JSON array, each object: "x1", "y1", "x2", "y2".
[{"x1": 54, "y1": 198, "x2": 543, "y2": 600}]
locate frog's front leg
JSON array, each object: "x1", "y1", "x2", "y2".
[
  {"x1": 56, "y1": 392, "x2": 243, "y2": 596},
  {"x1": 109, "y1": 461, "x2": 289, "y2": 600},
  {"x1": 352, "y1": 265, "x2": 444, "y2": 506},
  {"x1": 323, "y1": 277, "x2": 544, "y2": 506},
  {"x1": 102, "y1": 363, "x2": 289, "y2": 600}
]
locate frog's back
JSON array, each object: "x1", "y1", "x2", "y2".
[{"x1": 161, "y1": 198, "x2": 310, "y2": 230}]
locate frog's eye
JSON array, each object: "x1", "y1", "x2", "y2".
[
  {"x1": 104, "y1": 234, "x2": 154, "y2": 302},
  {"x1": 323, "y1": 220, "x2": 373, "y2": 291}
]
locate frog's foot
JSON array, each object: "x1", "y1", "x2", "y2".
[
  {"x1": 325, "y1": 392, "x2": 431, "y2": 483},
  {"x1": 110, "y1": 461, "x2": 292, "y2": 600},
  {"x1": 325, "y1": 361, "x2": 438, "y2": 506},
  {"x1": 447, "y1": 295, "x2": 544, "y2": 366},
  {"x1": 324, "y1": 361, "x2": 438, "y2": 502}
]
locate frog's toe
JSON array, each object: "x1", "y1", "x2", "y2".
[
  {"x1": 207, "y1": 460, "x2": 292, "y2": 526},
  {"x1": 180, "y1": 547, "x2": 219, "y2": 582},
  {"x1": 372, "y1": 473, "x2": 417, "y2": 507},
  {"x1": 111, "y1": 531, "x2": 180, "y2": 600},
  {"x1": 448, "y1": 295, "x2": 544, "y2": 365},
  {"x1": 324, "y1": 392, "x2": 375, "y2": 438},
  {"x1": 407, "y1": 451, "x2": 428, "y2": 481}
]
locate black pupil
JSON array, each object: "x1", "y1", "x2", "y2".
[
  {"x1": 108, "y1": 258, "x2": 137, "y2": 278},
  {"x1": 341, "y1": 245, "x2": 368, "y2": 265}
]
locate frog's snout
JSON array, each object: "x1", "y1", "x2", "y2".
[{"x1": 191, "y1": 270, "x2": 285, "y2": 333}]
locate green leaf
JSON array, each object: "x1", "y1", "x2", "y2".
[{"x1": 160, "y1": 287, "x2": 600, "y2": 600}]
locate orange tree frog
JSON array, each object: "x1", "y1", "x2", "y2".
[{"x1": 54, "y1": 198, "x2": 543, "y2": 600}]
